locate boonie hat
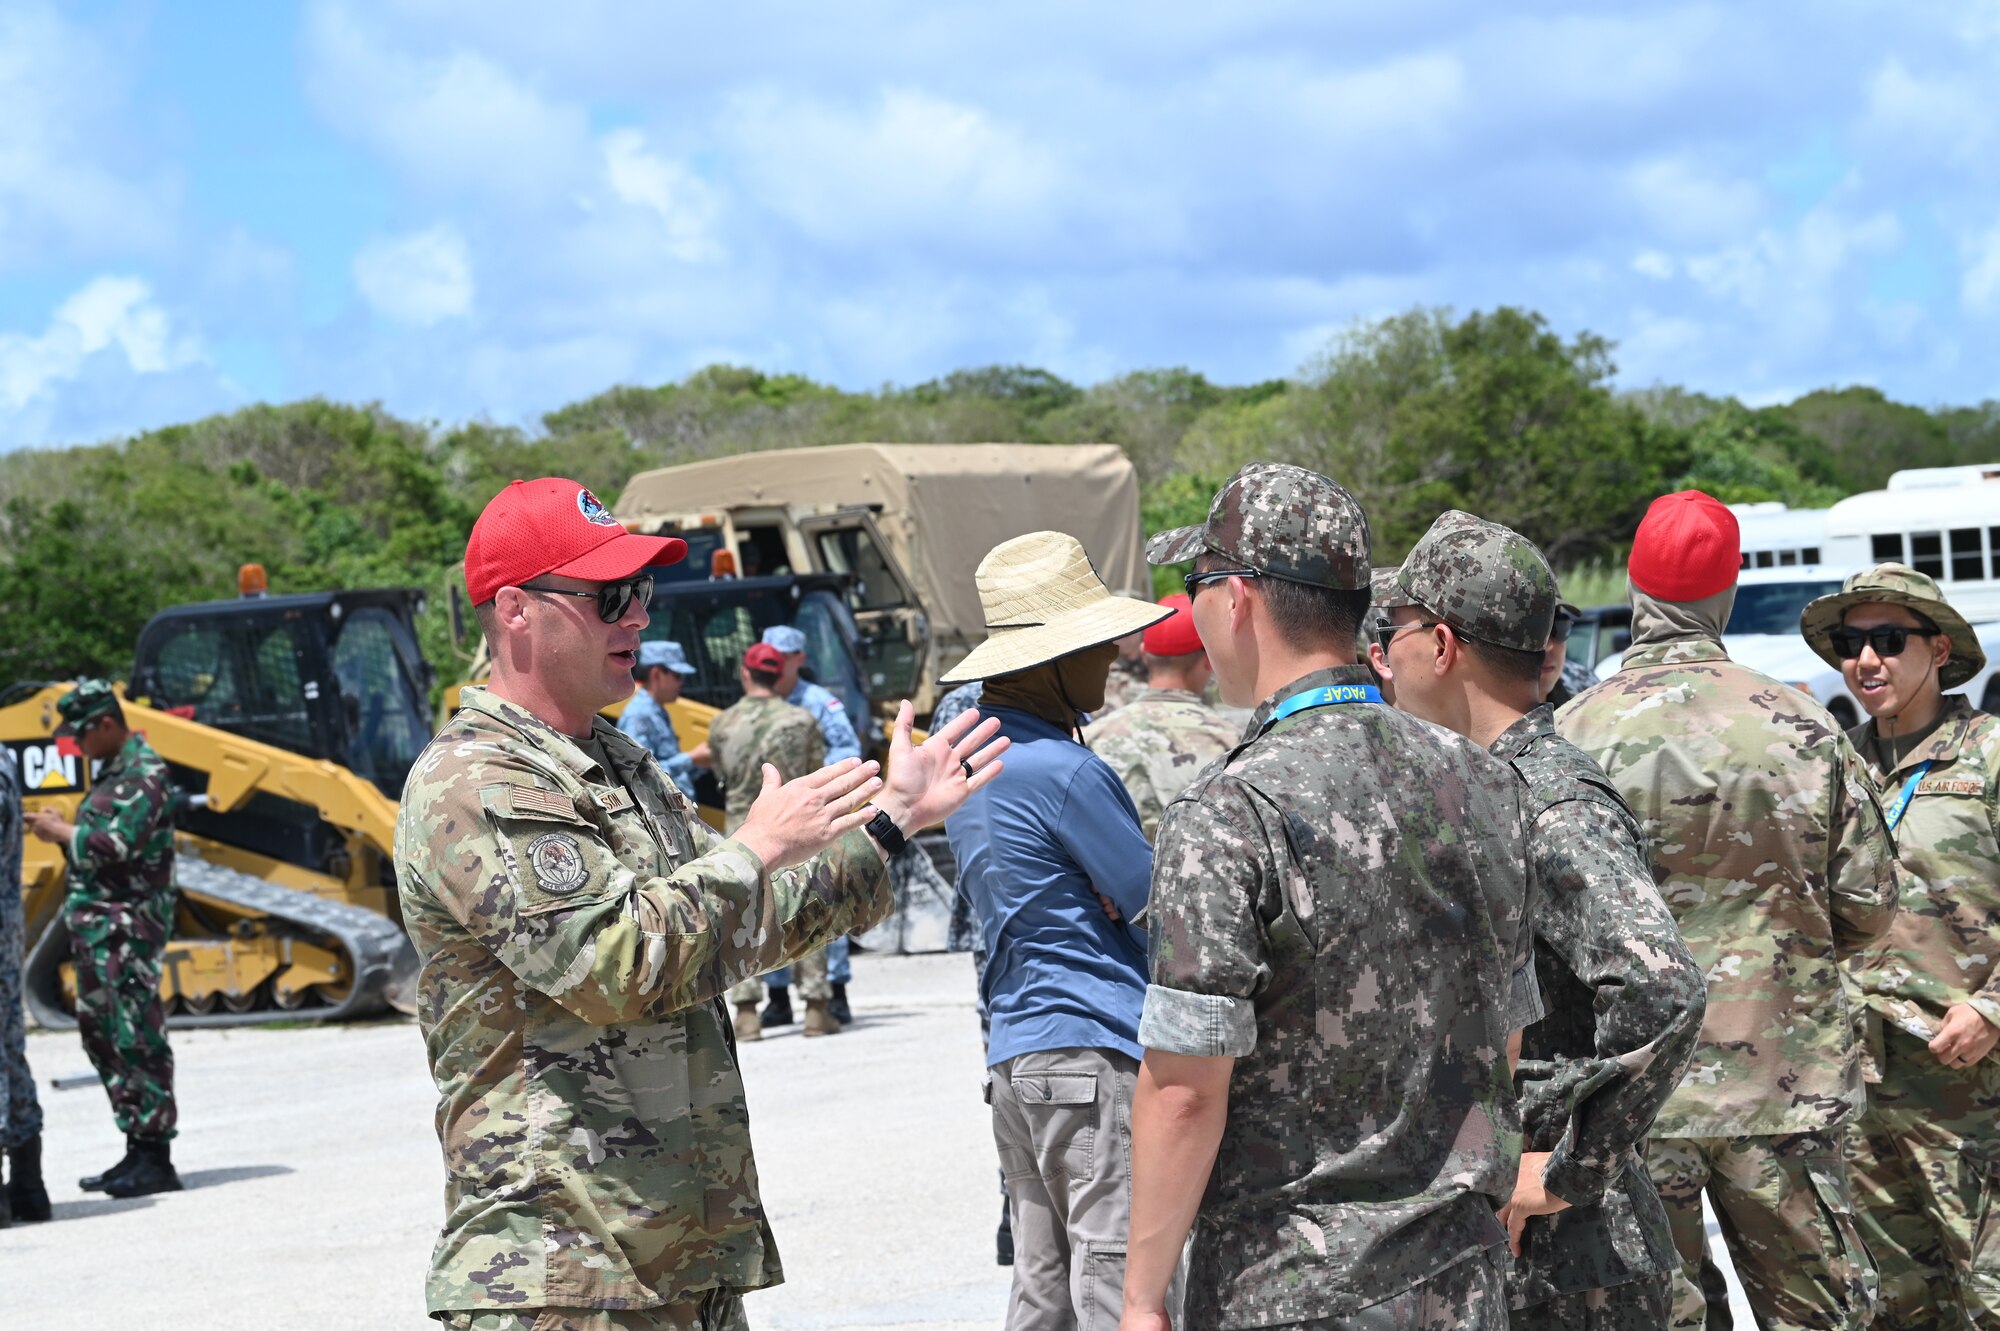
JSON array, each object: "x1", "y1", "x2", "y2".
[
  {"x1": 1391, "y1": 511, "x2": 1557, "y2": 653},
  {"x1": 1146, "y1": 462, "x2": 1371, "y2": 590},
  {"x1": 744, "y1": 642, "x2": 786, "y2": 673},
  {"x1": 1142, "y1": 594, "x2": 1202, "y2": 657},
  {"x1": 1629, "y1": 491, "x2": 1738, "y2": 602},
  {"x1": 1800, "y1": 563, "x2": 1986, "y2": 690},
  {"x1": 762, "y1": 626, "x2": 808, "y2": 654},
  {"x1": 942, "y1": 532, "x2": 1172, "y2": 683},
  {"x1": 465, "y1": 478, "x2": 687, "y2": 606},
  {"x1": 55, "y1": 678, "x2": 121, "y2": 738},
  {"x1": 639, "y1": 641, "x2": 697, "y2": 675}
]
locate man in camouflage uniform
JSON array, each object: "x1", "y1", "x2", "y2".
[
  {"x1": 1098, "y1": 618, "x2": 1152, "y2": 716},
  {"x1": 1801, "y1": 564, "x2": 2000, "y2": 1329},
  {"x1": 1558, "y1": 491, "x2": 1899, "y2": 1331},
  {"x1": 1082, "y1": 593, "x2": 1240, "y2": 843},
  {"x1": 708, "y1": 643, "x2": 837, "y2": 1039},
  {"x1": 1, "y1": 741, "x2": 51, "y2": 1225},
  {"x1": 397, "y1": 476, "x2": 1005, "y2": 1330},
  {"x1": 1121, "y1": 463, "x2": 1535, "y2": 1331},
  {"x1": 25, "y1": 678, "x2": 181, "y2": 1198},
  {"x1": 1381, "y1": 510, "x2": 1706, "y2": 1329}
]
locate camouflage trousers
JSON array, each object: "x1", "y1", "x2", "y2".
[
  {"x1": 1277, "y1": 1249, "x2": 1509, "y2": 1330},
  {"x1": 1647, "y1": 1132, "x2": 1875, "y2": 1331},
  {"x1": 437, "y1": 1290, "x2": 746, "y2": 1331},
  {"x1": 0, "y1": 877, "x2": 42, "y2": 1148},
  {"x1": 1510, "y1": 1271, "x2": 1672, "y2": 1330},
  {"x1": 67, "y1": 896, "x2": 177, "y2": 1141},
  {"x1": 1845, "y1": 1019, "x2": 2000, "y2": 1331},
  {"x1": 725, "y1": 943, "x2": 828, "y2": 1006}
]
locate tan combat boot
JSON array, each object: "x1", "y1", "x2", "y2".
[
  {"x1": 733, "y1": 1002, "x2": 764, "y2": 1041},
  {"x1": 803, "y1": 998, "x2": 842, "y2": 1037}
]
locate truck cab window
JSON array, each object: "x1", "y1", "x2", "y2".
[{"x1": 815, "y1": 526, "x2": 908, "y2": 611}]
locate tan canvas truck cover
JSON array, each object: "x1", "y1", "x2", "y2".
[{"x1": 616, "y1": 443, "x2": 1149, "y2": 650}]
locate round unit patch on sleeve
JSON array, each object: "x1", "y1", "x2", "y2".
[{"x1": 527, "y1": 832, "x2": 590, "y2": 895}]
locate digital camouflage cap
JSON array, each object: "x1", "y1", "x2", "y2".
[
  {"x1": 55, "y1": 678, "x2": 121, "y2": 737},
  {"x1": 1146, "y1": 462, "x2": 1371, "y2": 590},
  {"x1": 1388, "y1": 510, "x2": 1557, "y2": 653}
]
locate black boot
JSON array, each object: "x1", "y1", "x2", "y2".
[
  {"x1": 996, "y1": 1199, "x2": 1014, "y2": 1267},
  {"x1": 828, "y1": 982, "x2": 852, "y2": 1025},
  {"x1": 7, "y1": 1135, "x2": 52, "y2": 1223},
  {"x1": 104, "y1": 1138, "x2": 181, "y2": 1199},
  {"x1": 760, "y1": 985, "x2": 794, "y2": 1028},
  {"x1": 80, "y1": 1136, "x2": 141, "y2": 1193}
]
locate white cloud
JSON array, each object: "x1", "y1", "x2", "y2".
[
  {"x1": 352, "y1": 226, "x2": 475, "y2": 325},
  {"x1": 600, "y1": 130, "x2": 722, "y2": 263},
  {"x1": 1632, "y1": 250, "x2": 1675, "y2": 280},
  {"x1": 1624, "y1": 157, "x2": 1766, "y2": 246},
  {"x1": 1962, "y1": 218, "x2": 2000, "y2": 316},
  {"x1": 0, "y1": 276, "x2": 207, "y2": 444},
  {"x1": 1860, "y1": 58, "x2": 1992, "y2": 169}
]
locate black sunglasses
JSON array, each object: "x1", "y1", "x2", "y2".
[
  {"x1": 1376, "y1": 620, "x2": 1439, "y2": 652},
  {"x1": 1828, "y1": 625, "x2": 1936, "y2": 661},
  {"x1": 1184, "y1": 567, "x2": 1262, "y2": 598},
  {"x1": 1549, "y1": 614, "x2": 1575, "y2": 644},
  {"x1": 519, "y1": 574, "x2": 654, "y2": 624}
]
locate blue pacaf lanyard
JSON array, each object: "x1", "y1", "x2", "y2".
[
  {"x1": 1267, "y1": 683, "x2": 1383, "y2": 726},
  {"x1": 1884, "y1": 759, "x2": 1935, "y2": 833}
]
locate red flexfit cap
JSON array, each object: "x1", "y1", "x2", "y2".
[
  {"x1": 465, "y1": 478, "x2": 687, "y2": 605},
  {"x1": 1628, "y1": 490, "x2": 1741, "y2": 601},
  {"x1": 744, "y1": 642, "x2": 785, "y2": 672},
  {"x1": 1142, "y1": 593, "x2": 1203, "y2": 657}
]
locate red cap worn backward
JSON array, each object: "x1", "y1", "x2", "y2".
[
  {"x1": 744, "y1": 642, "x2": 786, "y2": 673},
  {"x1": 1142, "y1": 593, "x2": 1203, "y2": 657},
  {"x1": 465, "y1": 478, "x2": 687, "y2": 605},
  {"x1": 1628, "y1": 490, "x2": 1741, "y2": 601}
]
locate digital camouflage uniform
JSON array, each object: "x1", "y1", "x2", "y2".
[
  {"x1": 1558, "y1": 618, "x2": 1899, "y2": 1331},
  {"x1": 705, "y1": 696, "x2": 831, "y2": 1007},
  {"x1": 0, "y1": 745, "x2": 40, "y2": 1152},
  {"x1": 1842, "y1": 692, "x2": 2000, "y2": 1330},
  {"x1": 395, "y1": 686, "x2": 892, "y2": 1325},
  {"x1": 1080, "y1": 687, "x2": 1241, "y2": 843},
  {"x1": 1383, "y1": 511, "x2": 1705, "y2": 1329},
  {"x1": 1139, "y1": 464, "x2": 1533, "y2": 1330},
  {"x1": 59, "y1": 681, "x2": 178, "y2": 1143}
]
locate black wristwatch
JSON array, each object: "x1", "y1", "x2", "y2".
[{"x1": 862, "y1": 806, "x2": 907, "y2": 856}]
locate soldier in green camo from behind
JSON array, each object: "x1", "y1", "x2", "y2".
[{"x1": 25, "y1": 678, "x2": 181, "y2": 1198}]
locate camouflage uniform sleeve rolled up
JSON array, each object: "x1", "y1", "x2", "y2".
[
  {"x1": 1518, "y1": 798, "x2": 1705, "y2": 1207},
  {"x1": 1826, "y1": 731, "x2": 1900, "y2": 960},
  {"x1": 399, "y1": 743, "x2": 888, "y2": 1027},
  {"x1": 69, "y1": 767, "x2": 171, "y2": 872},
  {"x1": 1138, "y1": 782, "x2": 1267, "y2": 1058}
]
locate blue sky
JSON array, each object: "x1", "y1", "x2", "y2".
[{"x1": 2, "y1": 0, "x2": 1998, "y2": 449}]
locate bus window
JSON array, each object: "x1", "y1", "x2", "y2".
[
  {"x1": 1953, "y1": 528, "x2": 1984, "y2": 582},
  {"x1": 1911, "y1": 532, "x2": 1945, "y2": 578},
  {"x1": 1873, "y1": 533, "x2": 1904, "y2": 563},
  {"x1": 1991, "y1": 528, "x2": 2000, "y2": 578},
  {"x1": 1803, "y1": 547, "x2": 1821, "y2": 564},
  {"x1": 1778, "y1": 550, "x2": 1797, "y2": 567}
]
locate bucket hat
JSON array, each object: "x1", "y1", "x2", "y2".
[
  {"x1": 1801, "y1": 563, "x2": 1985, "y2": 690},
  {"x1": 941, "y1": 532, "x2": 1172, "y2": 683}
]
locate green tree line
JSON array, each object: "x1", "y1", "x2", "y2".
[{"x1": 3, "y1": 305, "x2": 1997, "y2": 684}]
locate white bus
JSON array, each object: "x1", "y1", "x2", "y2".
[
  {"x1": 1822, "y1": 464, "x2": 2000, "y2": 621},
  {"x1": 1732, "y1": 501, "x2": 1829, "y2": 571}
]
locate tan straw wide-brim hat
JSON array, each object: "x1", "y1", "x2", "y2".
[
  {"x1": 1800, "y1": 562, "x2": 1986, "y2": 690},
  {"x1": 940, "y1": 531, "x2": 1173, "y2": 684}
]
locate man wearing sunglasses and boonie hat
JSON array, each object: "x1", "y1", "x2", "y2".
[
  {"x1": 1118, "y1": 463, "x2": 1535, "y2": 1331},
  {"x1": 1557, "y1": 490, "x2": 1898, "y2": 1331},
  {"x1": 940, "y1": 530, "x2": 1172, "y2": 1330},
  {"x1": 397, "y1": 477, "x2": 1009, "y2": 1331},
  {"x1": 1801, "y1": 564, "x2": 2000, "y2": 1331}
]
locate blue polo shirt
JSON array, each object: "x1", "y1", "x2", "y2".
[{"x1": 946, "y1": 705, "x2": 1154, "y2": 1066}]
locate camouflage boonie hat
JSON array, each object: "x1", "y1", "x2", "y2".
[
  {"x1": 1145, "y1": 462, "x2": 1371, "y2": 590},
  {"x1": 1800, "y1": 563, "x2": 1986, "y2": 690},
  {"x1": 55, "y1": 678, "x2": 121, "y2": 737},
  {"x1": 1391, "y1": 510, "x2": 1557, "y2": 653}
]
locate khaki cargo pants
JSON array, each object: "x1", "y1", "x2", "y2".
[
  {"x1": 990, "y1": 1046, "x2": 1138, "y2": 1331},
  {"x1": 1646, "y1": 1131, "x2": 1876, "y2": 1331},
  {"x1": 725, "y1": 943, "x2": 829, "y2": 1006},
  {"x1": 1846, "y1": 1019, "x2": 2000, "y2": 1331}
]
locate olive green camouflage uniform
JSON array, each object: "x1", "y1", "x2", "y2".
[
  {"x1": 59, "y1": 681, "x2": 178, "y2": 1142},
  {"x1": 1097, "y1": 655, "x2": 1150, "y2": 716},
  {"x1": 706, "y1": 695, "x2": 831, "y2": 1006},
  {"x1": 1558, "y1": 620, "x2": 1899, "y2": 1331},
  {"x1": 1080, "y1": 687, "x2": 1240, "y2": 843},
  {"x1": 395, "y1": 686, "x2": 891, "y2": 1322},
  {"x1": 1842, "y1": 693, "x2": 2000, "y2": 1330},
  {"x1": 1390, "y1": 512, "x2": 1704, "y2": 1329},
  {"x1": 1140, "y1": 464, "x2": 1532, "y2": 1329}
]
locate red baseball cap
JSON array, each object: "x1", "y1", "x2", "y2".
[
  {"x1": 1628, "y1": 490, "x2": 1740, "y2": 601},
  {"x1": 1142, "y1": 593, "x2": 1203, "y2": 657},
  {"x1": 465, "y1": 478, "x2": 687, "y2": 605},
  {"x1": 744, "y1": 642, "x2": 785, "y2": 672}
]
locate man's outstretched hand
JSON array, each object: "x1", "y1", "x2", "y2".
[
  {"x1": 871, "y1": 701, "x2": 1008, "y2": 835},
  {"x1": 733, "y1": 757, "x2": 885, "y2": 872}
]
